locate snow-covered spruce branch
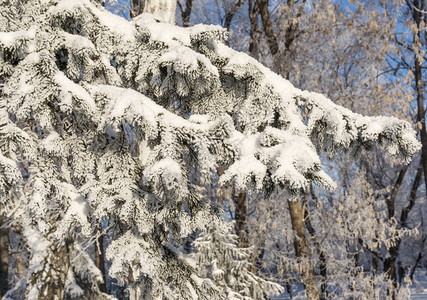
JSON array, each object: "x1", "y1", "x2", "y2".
[{"x1": 0, "y1": 0, "x2": 420, "y2": 299}]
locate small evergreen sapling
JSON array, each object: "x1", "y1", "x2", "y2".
[{"x1": 194, "y1": 223, "x2": 283, "y2": 299}]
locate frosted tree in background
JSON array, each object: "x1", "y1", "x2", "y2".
[
  {"x1": 172, "y1": 0, "x2": 427, "y2": 298},
  {"x1": 194, "y1": 223, "x2": 282, "y2": 299},
  {"x1": 0, "y1": 0, "x2": 421, "y2": 299}
]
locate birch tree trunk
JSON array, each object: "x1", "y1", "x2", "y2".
[{"x1": 143, "y1": 0, "x2": 176, "y2": 23}]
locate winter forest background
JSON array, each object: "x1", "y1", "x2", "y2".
[{"x1": 1, "y1": 0, "x2": 427, "y2": 299}]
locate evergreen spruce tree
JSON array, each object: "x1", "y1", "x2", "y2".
[
  {"x1": 0, "y1": 0, "x2": 420, "y2": 299},
  {"x1": 194, "y1": 223, "x2": 282, "y2": 299}
]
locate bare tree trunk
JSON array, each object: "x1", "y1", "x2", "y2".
[
  {"x1": 132, "y1": 0, "x2": 140, "y2": 10},
  {"x1": 248, "y1": 0, "x2": 260, "y2": 60},
  {"x1": 413, "y1": 0, "x2": 427, "y2": 197},
  {"x1": 95, "y1": 230, "x2": 107, "y2": 293},
  {"x1": 386, "y1": 166, "x2": 408, "y2": 219},
  {"x1": 255, "y1": 0, "x2": 278, "y2": 55},
  {"x1": 409, "y1": 251, "x2": 423, "y2": 280},
  {"x1": 383, "y1": 162, "x2": 422, "y2": 298},
  {"x1": 224, "y1": 0, "x2": 246, "y2": 32},
  {"x1": 250, "y1": 233, "x2": 265, "y2": 274},
  {"x1": 304, "y1": 190, "x2": 327, "y2": 299},
  {"x1": 0, "y1": 216, "x2": 9, "y2": 297},
  {"x1": 287, "y1": 199, "x2": 320, "y2": 300},
  {"x1": 180, "y1": 0, "x2": 193, "y2": 27},
  {"x1": 254, "y1": 0, "x2": 305, "y2": 77},
  {"x1": 217, "y1": 167, "x2": 251, "y2": 249},
  {"x1": 384, "y1": 256, "x2": 397, "y2": 300},
  {"x1": 233, "y1": 191, "x2": 249, "y2": 247},
  {"x1": 131, "y1": 0, "x2": 144, "y2": 18},
  {"x1": 401, "y1": 163, "x2": 423, "y2": 227},
  {"x1": 383, "y1": 167, "x2": 407, "y2": 293}
]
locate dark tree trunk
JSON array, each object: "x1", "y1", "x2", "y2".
[
  {"x1": 233, "y1": 191, "x2": 249, "y2": 247},
  {"x1": 250, "y1": 238, "x2": 265, "y2": 273},
  {"x1": 409, "y1": 251, "x2": 423, "y2": 280},
  {"x1": 255, "y1": 0, "x2": 278, "y2": 55},
  {"x1": 181, "y1": 0, "x2": 193, "y2": 27},
  {"x1": 401, "y1": 163, "x2": 423, "y2": 227},
  {"x1": 384, "y1": 256, "x2": 397, "y2": 297},
  {"x1": 383, "y1": 167, "x2": 407, "y2": 289},
  {"x1": 287, "y1": 199, "x2": 320, "y2": 300},
  {"x1": 383, "y1": 162, "x2": 422, "y2": 298},
  {"x1": 95, "y1": 231, "x2": 107, "y2": 293},
  {"x1": 304, "y1": 191, "x2": 327, "y2": 299},
  {"x1": 131, "y1": 0, "x2": 144, "y2": 18},
  {"x1": 0, "y1": 216, "x2": 9, "y2": 297},
  {"x1": 413, "y1": 0, "x2": 427, "y2": 197},
  {"x1": 224, "y1": 0, "x2": 246, "y2": 32},
  {"x1": 319, "y1": 251, "x2": 327, "y2": 298},
  {"x1": 386, "y1": 167, "x2": 407, "y2": 219},
  {"x1": 248, "y1": 0, "x2": 260, "y2": 60}
]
